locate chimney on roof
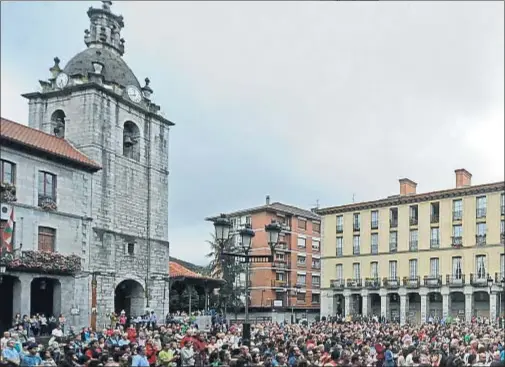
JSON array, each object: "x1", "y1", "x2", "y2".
[
  {"x1": 399, "y1": 178, "x2": 417, "y2": 196},
  {"x1": 455, "y1": 169, "x2": 472, "y2": 188},
  {"x1": 266, "y1": 195, "x2": 270, "y2": 205}
]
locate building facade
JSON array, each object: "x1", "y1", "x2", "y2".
[
  {"x1": 1, "y1": 1, "x2": 172, "y2": 329},
  {"x1": 208, "y1": 196, "x2": 321, "y2": 321},
  {"x1": 317, "y1": 169, "x2": 505, "y2": 324}
]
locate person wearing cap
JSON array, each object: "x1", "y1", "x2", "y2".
[{"x1": 20, "y1": 344, "x2": 41, "y2": 367}]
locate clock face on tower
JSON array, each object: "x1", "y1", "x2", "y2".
[
  {"x1": 126, "y1": 85, "x2": 142, "y2": 103},
  {"x1": 56, "y1": 73, "x2": 69, "y2": 89}
]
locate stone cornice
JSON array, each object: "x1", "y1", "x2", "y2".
[{"x1": 316, "y1": 182, "x2": 505, "y2": 215}]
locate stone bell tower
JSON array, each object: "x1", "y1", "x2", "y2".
[{"x1": 22, "y1": 1, "x2": 173, "y2": 326}]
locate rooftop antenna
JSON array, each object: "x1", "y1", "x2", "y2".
[
  {"x1": 314, "y1": 199, "x2": 320, "y2": 209},
  {"x1": 352, "y1": 193, "x2": 356, "y2": 203}
]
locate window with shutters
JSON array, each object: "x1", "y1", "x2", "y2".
[{"x1": 38, "y1": 227, "x2": 56, "y2": 252}]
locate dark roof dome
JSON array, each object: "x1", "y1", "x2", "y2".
[{"x1": 63, "y1": 47, "x2": 141, "y2": 89}]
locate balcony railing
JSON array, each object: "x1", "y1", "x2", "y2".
[
  {"x1": 389, "y1": 242, "x2": 397, "y2": 253},
  {"x1": 365, "y1": 277, "x2": 381, "y2": 290},
  {"x1": 371, "y1": 244, "x2": 378, "y2": 255},
  {"x1": 336, "y1": 247, "x2": 343, "y2": 257},
  {"x1": 312, "y1": 262, "x2": 321, "y2": 270},
  {"x1": 0, "y1": 250, "x2": 81, "y2": 275},
  {"x1": 353, "y1": 246, "x2": 360, "y2": 255},
  {"x1": 475, "y1": 234, "x2": 486, "y2": 246},
  {"x1": 409, "y1": 240, "x2": 418, "y2": 252},
  {"x1": 38, "y1": 194, "x2": 57, "y2": 211},
  {"x1": 470, "y1": 273, "x2": 489, "y2": 287},
  {"x1": 430, "y1": 214, "x2": 439, "y2": 224},
  {"x1": 330, "y1": 279, "x2": 345, "y2": 290},
  {"x1": 453, "y1": 210, "x2": 462, "y2": 221},
  {"x1": 296, "y1": 261, "x2": 306, "y2": 268},
  {"x1": 353, "y1": 223, "x2": 360, "y2": 232},
  {"x1": 0, "y1": 182, "x2": 17, "y2": 202},
  {"x1": 409, "y1": 217, "x2": 418, "y2": 226},
  {"x1": 371, "y1": 220, "x2": 379, "y2": 230},
  {"x1": 495, "y1": 272, "x2": 505, "y2": 283},
  {"x1": 423, "y1": 275, "x2": 442, "y2": 288},
  {"x1": 430, "y1": 239, "x2": 440, "y2": 249},
  {"x1": 476, "y1": 208, "x2": 487, "y2": 219},
  {"x1": 446, "y1": 274, "x2": 465, "y2": 287},
  {"x1": 390, "y1": 219, "x2": 398, "y2": 228},
  {"x1": 336, "y1": 225, "x2": 343, "y2": 234},
  {"x1": 451, "y1": 236, "x2": 463, "y2": 248},
  {"x1": 403, "y1": 276, "x2": 420, "y2": 289},
  {"x1": 383, "y1": 277, "x2": 400, "y2": 289},
  {"x1": 312, "y1": 283, "x2": 321, "y2": 289},
  {"x1": 276, "y1": 242, "x2": 289, "y2": 252},
  {"x1": 346, "y1": 278, "x2": 363, "y2": 289},
  {"x1": 271, "y1": 279, "x2": 287, "y2": 288},
  {"x1": 273, "y1": 260, "x2": 289, "y2": 270}
]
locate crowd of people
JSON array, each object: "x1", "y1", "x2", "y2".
[{"x1": 1, "y1": 309, "x2": 504, "y2": 367}]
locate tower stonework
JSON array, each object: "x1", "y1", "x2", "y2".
[{"x1": 22, "y1": 1, "x2": 172, "y2": 325}]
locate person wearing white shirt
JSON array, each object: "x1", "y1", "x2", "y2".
[{"x1": 51, "y1": 326, "x2": 63, "y2": 338}]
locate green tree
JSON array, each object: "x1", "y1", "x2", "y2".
[{"x1": 206, "y1": 234, "x2": 245, "y2": 317}]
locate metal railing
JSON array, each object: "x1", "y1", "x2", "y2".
[
  {"x1": 271, "y1": 279, "x2": 287, "y2": 288},
  {"x1": 451, "y1": 236, "x2": 463, "y2": 248},
  {"x1": 430, "y1": 239, "x2": 440, "y2": 249},
  {"x1": 453, "y1": 210, "x2": 462, "y2": 221},
  {"x1": 365, "y1": 277, "x2": 381, "y2": 290},
  {"x1": 470, "y1": 273, "x2": 489, "y2": 287},
  {"x1": 423, "y1": 275, "x2": 442, "y2": 288},
  {"x1": 430, "y1": 214, "x2": 439, "y2": 224},
  {"x1": 336, "y1": 247, "x2": 343, "y2": 257},
  {"x1": 409, "y1": 240, "x2": 418, "y2": 251},
  {"x1": 446, "y1": 274, "x2": 465, "y2": 287},
  {"x1": 403, "y1": 276, "x2": 420, "y2": 289},
  {"x1": 390, "y1": 219, "x2": 398, "y2": 228},
  {"x1": 409, "y1": 217, "x2": 418, "y2": 226},
  {"x1": 336, "y1": 225, "x2": 343, "y2": 233},
  {"x1": 346, "y1": 278, "x2": 363, "y2": 289},
  {"x1": 311, "y1": 262, "x2": 321, "y2": 270},
  {"x1": 389, "y1": 242, "x2": 398, "y2": 253},
  {"x1": 371, "y1": 244, "x2": 378, "y2": 255},
  {"x1": 371, "y1": 220, "x2": 379, "y2": 230},
  {"x1": 353, "y1": 223, "x2": 360, "y2": 232},
  {"x1": 496, "y1": 272, "x2": 505, "y2": 283},
  {"x1": 312, "y1": 282, "x2": 321, "y2": 289},
  {"x1": 330, "y1": 279, "x2": 345, "y2": 289},
  {"x1": 476, "y1": 208, "x2": 487, "y2": 218},
  {"x1": 475, "y1": 234, "x2": 486, "y2": 246},
  {"x1": 383, "y1": 277, "x2": 400, "y2": 289},
  {"x1": 273, "y1": 260, "x2": 289, "y2": 269},
  {"x1": 276, "y1": 242, "x2": 289, "y2": 251}
]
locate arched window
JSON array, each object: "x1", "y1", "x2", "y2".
[
  {"x1": 123, "y1": 121, "x2": 140, "y2": 161},
  {"x1": 51, "y1": 110, "x2": 66, "y2": 138}
]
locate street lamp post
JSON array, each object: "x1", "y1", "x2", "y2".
[
  {"x1": 487, "y1": 275, "x2": 494, "y2": 324},
  {"x1": 214, "y1": 214, "x2": 282, "y2": 347}
]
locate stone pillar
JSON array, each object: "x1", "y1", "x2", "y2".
[
  {"x1": 490, "y1": 292, "x2": 497, "y2": 324},
  {"x1": 344, "y1": 291, "x2": 351, "y2": 317},
  {"x1": 361, "y1": 289, "x2": 369, "y2": 317},
  {"x1": 380, "y1": 290, "x2": 389, "y2": 320},
  {"x1": 465, "y1": 291, "x2": 473, "y2": 323},
  {"x1": 400, "y1": 294, "x2": 407, "y2": 325},
  {"x1": 19, "y1": 275, "x2": 32, "y2": 317},
  {"x1": 204, "y1": 288, "x2": 210, "y2": 312},
  {"x1": 320, "y1": 291, "x2": 334, "y2": 318},
  {"x1": 442, "y1": 290, "x2": 450, "y2": 319},
  {"x1": 420, "y1": 292, "x2": 427, "y2": 323}
]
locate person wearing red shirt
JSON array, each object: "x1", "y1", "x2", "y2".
[
  {"x1": 145, "y1": 340, "x2": 158, "y2": 367},
  {"x1": 127, "y1": 326, "x2": 137, "y2": 343}
]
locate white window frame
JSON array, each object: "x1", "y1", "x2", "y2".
[
  {"x1": 297, "y1": 237, "x2": 306, "y2": 249},
  {"x1": 336, "y1": 264, "x2": 343, "y2": 280},
  {"x1": 336, "y1": 237, "x2": 343, "y2": 255},
  {"x1": 430, "y1": 258, "x2": 439, "y2": 277},
  {"x1": 312, "y1": 239, "x2": 320, "y2": 251},
  {"x1": 453, "y1": 199, "x2": 463, "y2": 212},
  {"x1": 409, "y1": 259, "x2": 418, "y2": 277},
  {"x1": 389, "y1": 261, "x2": 397, "y2": 279},
  {"x1": 371, "y1": 210, "x2": 378, "y2": 223},
  {"x1": 476, "y1": 255, "x2": 486, "y2": 279},
  {"x1": 476, "y1": 196, "x2": 487, "y2": 210},
  {"x1": 453, "y1": 225, "x2": 463, "y2": 237},
  {"x1": 352, "y1": 263, "x2": 361, "y2": 280},
  {"x1": 452, "y1": 257, "x2": 462, "y2": 280},
  {"x1": 370, "y1": 262, "x2": 378, "y2": 278},
  {"x1": 296, "y1": 274, "x2": 306, "y2": 284},
  {"x1": 353, "y1": 235, "x2": 360, "y2": 254},
  {"x1": 297, "y1": 255, "x2": 306, "y2": 265},
  {"x1": 312, "y1": 275, "x2": 320, "y2": 285},
  {"x1": 476, "y1": 222, "x2": 486, "y2": 236}
]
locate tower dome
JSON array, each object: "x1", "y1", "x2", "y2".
[{"x1": 63, "y1": 1, "x2": 141, "y2": 89}]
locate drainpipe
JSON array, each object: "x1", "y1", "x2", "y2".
[{"x1": 145, "y1": 116, "x2": 152, "y2": 308}]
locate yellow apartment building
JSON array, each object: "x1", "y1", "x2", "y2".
[{"x1": 316, "y1": 169, "x2": 505, "y2": 324}]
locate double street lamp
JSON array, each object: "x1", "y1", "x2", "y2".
[{"x1": 213, "y1": 214, "x2": 282, "y2": 347}]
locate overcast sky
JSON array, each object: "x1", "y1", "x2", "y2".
[{"x1": 1, "y1": 1, "x2": 503, "y2": 265}]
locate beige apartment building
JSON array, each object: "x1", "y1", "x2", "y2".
[
  {"x1": 208, "y1": 196, "x2": 321, "y2": 321},
  {"x1": 317, "y1": 169, "x2": 505, "y2": 324}
]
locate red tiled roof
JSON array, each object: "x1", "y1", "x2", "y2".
[
  {"x1": 0, "y1": 117, "x2": 101, "y2": 171},
  {"x1": 169, "y1": 261, "x2": 205, "y2": 279}
]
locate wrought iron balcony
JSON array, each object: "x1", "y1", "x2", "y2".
[
  {"x1": 451, "y1": 236, "x2": 463, "y2": 248},
  {"x1": 273, "y1": 260, "x2": 289, "y2": 270},
  {"x1": 423, "y1": 275, "x2": 442, "y2": 288},
  {"x1": 495, "y1": 272, "x2": 505, "y2": 284},
  {"x1": 346, "y1": 278, "x2": 363, "y2": 289},
  {"x1": 371, "y1": 220, "x2": 379, "y2": 230},
  {"x1": 389, "y1": 242, "x2": 398, "y2": 253},
  {"x1": 452, "y1": 210, "x2": 462, "y2": 221},
  {"x1": 38, "y1": 194, "x2": 57, "y2": 211},
  {"x1": 430, "y1": 239, "x2": 440, "y2": 249},
  {"x1": 475, "y1": 234, "x2": 486, "y2": 246},
  {"x1": 409, "y1": 217, "x2": 418, "y2": 226},
  {"x1": 336, "y1": 247, "x2": 343, "y2": 257},
  {"x1": 271, "y1": 279, "x2": 287, "y2": 288},
  {"x1": 0, "y1": 182, "x2": 17, "y2": 202},
  {"x1": 353, "y1": 223, "x2": 360, "y2": 232},
  {"x1": 0, "y1": 250, "x2": 81, "y2": 275},
  {"x1": 446, "y1": 274, "x2": 465, "y2": 287},
  {"x1": 409, "y1": 240, "x2": 418, "y2": 252},
  {"x1": 390, "y1": 219, "x2": 398, "y2": 228},
  {"x1": 403, "y1": 276, "x2": 420, "y2": 289},
  {"x1": 470, "y1": 273, "x2": 490, "y2": 287},
  {"x1": 276, "y1": 242, "x2": 289, "y2": 252},
  {"x1": 336, "y1": 225, "x2": 343, "y2": 234},
  {"x1": 330, "y1": 279, "x2": 345, "y2": 290},
  {"x1": 383, "y1": 277, "x2": 400, "y2": 289},
  {"x1": 365, "y1": 277, "x2": 381, "y2": 290},
  {"x1": 371, "y1": 244, "x2": 378, "y2": 255},
  {"x1": 430, "y1": 214, "x2": 439, "y2": 224},
  {"x1": 476, "y1": 208, "x2": 487, "y2": 219}
]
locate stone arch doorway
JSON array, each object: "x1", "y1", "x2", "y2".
[
  {"x1": 334, "y1": 294, "x2": 345, "y2": 316},
  {"x1": 427, "y1": 292, "x2": 443, "y2": 319},
  {"x1": 31, "y1": 277, "x2": 61, "y2": 317},
  {"x1": 450, "y1": 292, "x2": 465, "y2": 318},
  {"x1": 388, "y1": 293, "x2": 400, "y2": 321},
  {"x1": 369, "y1": 293, "x2": 381, "y2": 316},
  {"x1": 407, "y1": 293, "x2": 421, "y2": 324},
  {"x1": 0, "y1": 275, "x2": 21, "y2": 333},
  {"x1": 351, "y1": 294, "x2": 362, "y2": 315},
  {"x1": 473, "y1": 291, "x2": 490, "y2": 318},
  {"x1": 114, "y1": 279, "x2": 145, "y2": 316}
]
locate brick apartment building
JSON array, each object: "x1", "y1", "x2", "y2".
[{"x1": 208, "y1": 196, "x2": 321, "y2": 320}]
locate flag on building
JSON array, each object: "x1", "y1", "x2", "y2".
[{"x1": 1, "y1": 206, "x2": 14, "y2": 253}]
